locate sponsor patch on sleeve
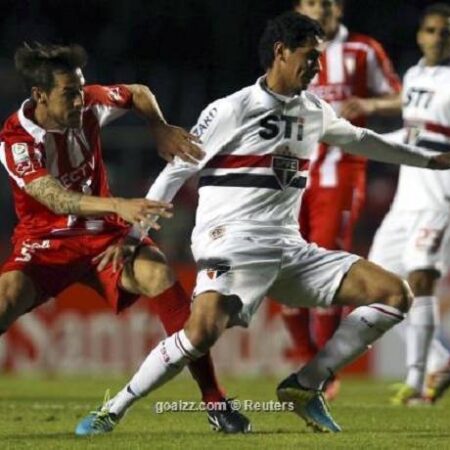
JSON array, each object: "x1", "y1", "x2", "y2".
[{"x1": 12, "y1": 143, "x2": 30, "y2": 164}]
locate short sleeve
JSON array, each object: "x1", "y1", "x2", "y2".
[
  {"x1": 84, "y1": 85, "x2": 133, "y2": 127},
  {"x1": 0, "y1": 139, "x2": 48, "y2": 188},
  {"x1": 320, "y1": 99, "x2": 364, "y2": 146}
]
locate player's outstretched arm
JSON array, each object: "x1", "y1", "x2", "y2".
[
  {"x1": 124, "y1": 84, "x2": 205, "y2": 164},
  {"x1": 339, "y1": 129, "x2": 450, "y2": 169},
  {"x1": 24, "y1": 175, "x2": 173, "y2": 226}
]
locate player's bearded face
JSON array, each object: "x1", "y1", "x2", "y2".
[
  {"x1": 45, "y1": 70, "x2": 85, "y2": 129},
  {"x1": 418, "y1": 14, "x2": 450, "y2": 65}
]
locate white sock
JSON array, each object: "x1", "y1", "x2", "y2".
[
  {"x1": 108, "y1": 330, "x2": 203, "y2": 417},
  {"x1": 427, "y1": 334, "x2": 450, "y2": 373},
  {"x1": 405, "y1": 296, "x2": 438, "y2": 391},
  {"x1": 297, "y1": 304, "x2": 404, "y2": 390}
]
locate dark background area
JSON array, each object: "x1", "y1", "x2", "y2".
[{"x1": 0, "y1": 0, "x2": 447, "y2": 262}]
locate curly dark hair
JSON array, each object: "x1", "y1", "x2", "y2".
[
  {"x1": 420, "y1": 2, "x2": 450, "y2": 25},
  {"x1": 259, "y1": 11, "x2": 324, "y2": 70},
  {"x1": 15, "y1": 43, "x2": 88, "y2": 92}
]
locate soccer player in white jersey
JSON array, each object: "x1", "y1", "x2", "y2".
[
  {"x1": 283, "y1": 0, "x2": 401, "y2": 400},
  {"x1": 369, "y1": 3, "x2": 450, "y2": 405},
  {"x1": 77, "y1": 12, "x2": 450, "y2": 434}
]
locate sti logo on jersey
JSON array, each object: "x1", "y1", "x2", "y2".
[
  {"x1": 259, "y1": 114, "x2": 304, "y2": 141},
  {"x1": 272, "y1": 154, "x2": 298, "y2": 189},
  {"x1": 404, "y1": 87, "x2": 435, "y2": 109}
]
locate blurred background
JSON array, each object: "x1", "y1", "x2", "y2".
[{"x1": 0, "y1": 0, "x2": 447, "y2": 377}]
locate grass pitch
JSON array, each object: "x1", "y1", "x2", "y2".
[{"x1": 1, "y1": 374, "x2": 449, "y2": 449}]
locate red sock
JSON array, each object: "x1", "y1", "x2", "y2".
[
  {"x1": 150, "y1": 281, "x2": 225, "y2": 403},
  {"x1": 281, "y1": 306, "x2": 317, "y2": 361},
  {"x1": 313, "y1": 306, "x2": 343, "y2": 349}
]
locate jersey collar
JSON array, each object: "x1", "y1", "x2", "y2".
[
  {"x1": 18, "y1": 99, "x2": 47, "y2": 144},
  {"x1": 255, "y1": 76, "x2": 302, "y2": 108}
]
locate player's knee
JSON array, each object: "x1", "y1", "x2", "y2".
[
  {"x1": 136, "y1": 262, "x2": 175, "y2": 298},
  {"x1": 408, "y1": 269, "x2": 439, "y2": 297},
  {"x1": 382, "y1": 278, "x2": 413, "y2": 313},
  {"x1": 184, "y1": 293, "x2": 232, "y2": 352},
  {"x1": 0, "y1": 277, "x2": 33, "y2": 328}
]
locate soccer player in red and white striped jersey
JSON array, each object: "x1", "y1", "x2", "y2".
[
  {"x1": 282, "y1": 0, "x2": 402, "y2": 398},
  {"x1": 0, "y1": 43, "x2": 250, "y2": 433}
]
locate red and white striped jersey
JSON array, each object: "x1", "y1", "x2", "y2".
[
  {"x1": 307, "y1": 25, "x2": 401, "y2": 188},
  {"x1": 0, "y1": 85, "x2": 133, "y2": 242},
  {"x1": 390, "y1": 59, "x2": 450, "y2": 211}
]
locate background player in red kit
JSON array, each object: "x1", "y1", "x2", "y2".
[
  {"x1": 0, "y1": 43, "x2": 250, "y2": 433},
  {"x1": 282, "y1": 0, "x2": 402, "y2": 397}
]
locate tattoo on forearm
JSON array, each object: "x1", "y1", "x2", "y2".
[{"x1": 25, "y1": 176, "x2": 82, "y2": 215}]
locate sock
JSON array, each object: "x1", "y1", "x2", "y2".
[
  {"x1": 313, "y1": 306, "x2": 343, "y2": 349},
  {"x1": 108, "y1": 330, "x2": 203, "y2": 417},
  {"x1": 427, "y1": 334, "x2": 450, "y2": 373},
  {"x1": 150, "y1": 282, "x2": 225, "y2": 403},
  {"x1": 281, "y1": 306, "x2": 317, "y2": 360},
  {"x1": 297, "y1": 303, "x2": 404, "y2": 390},
  {"x1": 405, "y1": 296, "x2": 438, "y2": 391}
]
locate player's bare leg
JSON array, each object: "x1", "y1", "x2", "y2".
[
  {"x1": 391, "y1": 269, "x2": 439, "y2": 405},
  {"x1": 277, "y1": 259, "x2": 411, "y2": 432},
  {"x1": 0, "y1": 271, "x2": 38, "y2": 335},
  {"x1": 76, "y1": 251, "x2": 251, "y2": 435}
]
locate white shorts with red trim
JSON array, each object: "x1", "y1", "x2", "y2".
[
  {"x1": 191, "y1": 224, "x2": 360, "y2": 327},
  {"x1": 369, "y1": 209, "x2": 450, "y2": 276}
]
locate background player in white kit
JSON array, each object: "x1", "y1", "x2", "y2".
[
  {"x1": 77, "y1": 12, "x2": 450, "y2": 434},
  {"x1": 369, "y1": 3, "x2": 450, "y2": 405}
]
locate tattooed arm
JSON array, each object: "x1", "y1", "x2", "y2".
[{"x1": 24, "y1": 175, "x2": 173, "y2": 225}]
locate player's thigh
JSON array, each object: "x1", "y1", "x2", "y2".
[
  {"x1": 269, "y1": 241, "x2": 360, "y2": 309},
  {"x1": 333, "y1": 259, "x2": 411, "y2": 312},
  {"x1": 368, "y1": 213, "x2": 408, "y2": 276},
  {"x1": 120, "y1": 245, "x2": 175, "y2": 297},
  {"x1": 0, "y1": 270, "x2": 38, "y2": 329}
]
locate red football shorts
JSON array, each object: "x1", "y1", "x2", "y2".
[{"x1": 0, "y1": 231, "x2": 156, "y2": 313}]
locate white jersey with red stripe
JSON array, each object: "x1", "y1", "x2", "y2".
[
  {"x1": 0, "y1": 85, "x2": 133, "y2": 242},
  {"x1": 390, "y1": 59, "x2": 450, "y2": 212},
  {"x1": 307, "y1": 25, "x2": 401, "y2": 188},
  {"x1": 147, "y1": 76, "x2": 364, "y2": 240}
]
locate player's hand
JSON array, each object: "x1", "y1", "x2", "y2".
[
  {"x1": 93, "y1": 240, "x2": 136, "y2": 272},
  {"x1": 341, "y1": 97, "x2": 375, "y2": 120},
  {"x1": 428, "y1": 153, "x2": 450, "y2": 170},
  {"x1": 113, "y1": 198, "x2": 173, "y2": 228},
  {"x1": 152, "y1": 123, "x2": 205, "y2": 164}
]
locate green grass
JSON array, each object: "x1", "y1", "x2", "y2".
[{"x1": 1, "y1": 374, "x2": 449, "y2": 449}]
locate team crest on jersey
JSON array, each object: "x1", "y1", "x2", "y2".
[
  {"x1": 11, "y1": 143, "x2": 29, "y2": 164},
  {"x1": 107, "y1": 87, "x2": 122, "y2": 103},
  {"x1": 272, "y1": 147, "x2": 299, "y2": 189}
]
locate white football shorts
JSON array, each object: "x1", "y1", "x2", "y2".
[
  {"x1": 369, "y1": 209, "x2": 450, "y2": 277},
  {"x1": 191, "y1": 225, "x2": 360, "y2": 327}
]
